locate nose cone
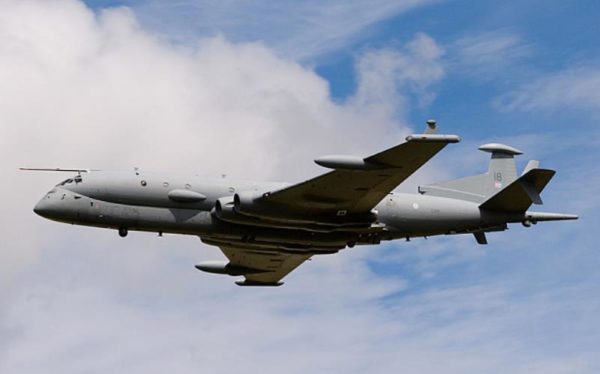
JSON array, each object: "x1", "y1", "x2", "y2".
[
  {"x1": 33, "y1": 189, "x2": 76, "y2": 222},
  {"x1": 33, "y1": 197, "x2": 52, "y2": 218}
]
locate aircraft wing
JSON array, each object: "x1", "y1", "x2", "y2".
[
  {"x1": 258, "y1": 134, "x2": 460, "y2": 217},
  {"x1": 219, "y1": 246, "x2": 312, "y2": 286}
]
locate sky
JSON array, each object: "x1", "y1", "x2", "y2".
[{"x1": 1, "y1": 0, "x2": 599, "y2": 372}]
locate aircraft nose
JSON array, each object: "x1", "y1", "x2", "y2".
[{"x1": 33, "y1": 197, "x2": 51, "y2": 218}]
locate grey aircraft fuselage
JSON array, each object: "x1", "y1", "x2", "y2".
[{"x1": 35, "y1": 170, "x2": 534, "y2": 251}]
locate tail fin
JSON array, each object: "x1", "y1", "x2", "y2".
[
  {"x1": 479, "y1": 168, "x2": 555, "y2": 213},
  {"x1": 419, "y1": 143, "x2": 524, "y2": 203}
]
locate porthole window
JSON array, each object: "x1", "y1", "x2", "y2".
[
  {"x1": 163, "y1": 182, "x2": 169, "y2": 188},
  {"x1": 141, "y1": 180, "x2": 147, "y2": 187},
  {"x1": 228, "y1": 187, "x2": 235, "y2": 193},
  {"x1": 185, "y1": 183, "x2": 191, "y2": 189}
]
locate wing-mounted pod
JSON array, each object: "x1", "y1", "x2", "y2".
[
  {"x1": 315, "y1": 120, "x2": 459, "y2": 171},
  {"x1": 195, "y1": 261, "x2": 268, "y2": 276},
  {"x1": 314, "y1": 155, "x2": 387, "y2": 170}
]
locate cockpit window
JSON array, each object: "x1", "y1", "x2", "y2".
[{"x1": 56, "y1": 178, "x2": 74, "y2": 186}]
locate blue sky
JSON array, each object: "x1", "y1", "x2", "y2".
[{"x1": 1, "y1": 1, "x2": 599, "y2": 372}]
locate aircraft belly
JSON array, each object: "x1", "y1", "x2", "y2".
[{"x1": 74, "y1": 198, "x2": 213, "y2": 234}]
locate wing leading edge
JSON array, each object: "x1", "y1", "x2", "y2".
[{"x1": 257, "y1": 133, "x2": 460, "y2": 217}]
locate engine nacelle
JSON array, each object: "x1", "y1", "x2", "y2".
[
  {"x1": 214, "y1": 196, "x2": 235, "y2": 216},
  {"x1": 233, "y1": 190, "x2": 265, "y2": 216}
]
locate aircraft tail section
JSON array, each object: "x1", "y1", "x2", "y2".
[
  {"x1": 419, "y1": 143, "x2": 524, "y2": 203},
  {"x1": 479, "y1": 168, "x2": 555, "y2": 213}
]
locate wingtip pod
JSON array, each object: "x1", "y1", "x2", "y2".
[
  {"x1": 405, "y1": 134, "x2": 461, "y2": 143},
  {"x1": 407, "y1": 119, "x2": 461, "y2": 142}
]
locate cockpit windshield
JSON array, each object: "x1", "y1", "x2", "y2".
[
  {"x1": 56, "y1": 178, "x2": 73, "y2": 186},
  {"x1": 55, "y1": 174, "x2": 83, "y2": 187}
]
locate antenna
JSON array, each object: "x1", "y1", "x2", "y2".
[
  {"x1": 19, "y1": 168, "x2": 96, "y2": 178},
  {"x1": 425, "y1": 119, "x2": 438, "y2": 134}
]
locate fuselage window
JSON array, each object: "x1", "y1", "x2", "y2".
[
  {"x1": 141, "y1": 180, "x2": 147, "y2": 187},
  {"x1": 163, "y1": 182, "x2": 169, "y2": 188},
  {"x1": 185, "y1": 183, "x2": 191, "y2": 189}
]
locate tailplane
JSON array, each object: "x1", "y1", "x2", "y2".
[
  {"x1": 419, "y1": 142, "x2": 577, "y2": 246},
  {"x1": 479, "y1": 168, "x2": 555, "y2": 213}
]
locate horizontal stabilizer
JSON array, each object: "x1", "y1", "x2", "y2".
[{"x1": 480, "y1": 168, "x2": 555, "y2": 213}]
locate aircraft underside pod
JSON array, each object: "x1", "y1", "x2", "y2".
[{"x1": 195, "y1": 261, "x2": 267, "y2": 276}]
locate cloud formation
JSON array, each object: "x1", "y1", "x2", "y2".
[
  {"x1": 450, "y1": 31, "x2": 531, "y2": 78},
  {"x1": 122, "y1": 0, "x2": 440, "y2": 60},
  {"x1": 0, "y1": 0, "x2": 445, "y2": 287},
  {"x1": 494, "y1": 65, "x2": 600, "y2": 114},
  {"x1": 1, "y1": 1, "x2": 598, "y2": 373},
  {"x1": 0, "y1": 4, "x2": 450, "y2": 371}
]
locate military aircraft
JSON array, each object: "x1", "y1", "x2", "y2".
[{"x1": 24, "y1": 121, "x2": 577, "y2": 286}]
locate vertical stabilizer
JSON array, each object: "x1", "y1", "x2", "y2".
[
  {"x1": 478, "y1": 143, "x2": 522, "y2": 197},
  {"x1": 522, "y1": 160, "x2": 540, "y2": 175},
  {"x1": 419, "y1": 143, "x2": 524, "y2": 203}
]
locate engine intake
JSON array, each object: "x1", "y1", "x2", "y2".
[{"x1": 233, "y1": 191, "x2": 264, "y2": 215}]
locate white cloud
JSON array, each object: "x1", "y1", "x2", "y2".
[
  {"x1": 1, "y1": 2, "x2": 598, "y2": 373},
  {"x1": 124, "y1": 0, "x2": 441, "y2": 60},
  {"x1": 0, "y1": 2, "x2": 449, "y2": 367},
  {"x1": 494, "y1": 66, "x2": 600, "y2": 113},
  {"x1": 0, "y1": 0, "x2": 447, "y2": 289},
  {"x1": 450, "y1": 31, "x2": 531, "y2": 78},
  {"x1": 352, "y1": 33, "x2": 445, "y2": 115},
  {"x1": 3, "y1": 241, "x2": 599, "y2": 373}
]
